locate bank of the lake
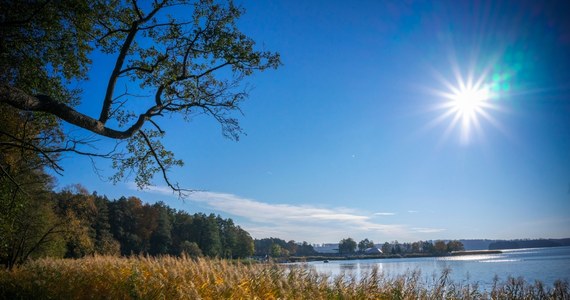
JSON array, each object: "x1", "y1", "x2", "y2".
[{"x1": 286, "y1": 250, "x2": 503, "y2": 263}]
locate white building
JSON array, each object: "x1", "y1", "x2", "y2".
[{"x1": 313, "y1": 243, "x2": 338, "y2": 254}]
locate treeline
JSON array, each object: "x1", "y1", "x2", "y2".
[
  {"x1": 379, "y1": 239, "x2": 465, "y2": 255},
  {"x1": 1, "y1": 186, "x2": 254, "y2": 269},
  {"x1": 254, "y1": 238, "x2": 317, "y2": 257},
  {"x1": 337, "y1": 238, "x2": 465, "y2": 255},
  {"x1": 488, "y1": 238, "x2": 570, "y2": 250}
]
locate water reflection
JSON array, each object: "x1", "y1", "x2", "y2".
[
  {"x1": 291, "y1": 247, "x2": 570, "y2": 291},
  {"x1": 339, "y1": 262, "x2": 357, "y2": 272}
]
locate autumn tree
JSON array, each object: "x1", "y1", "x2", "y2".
[
  {"x1": 0, "y1": 104, "x2": 69, "y2": 268},
  {"x1": 0, "y1": 0, "x2": 280, "y2": 193},
  {"x1": 53, "y1": 186, "x2": 100, "y2": 258},
  {"x1": 434, "y1": 240, "x2": 448, "y2": 254}
]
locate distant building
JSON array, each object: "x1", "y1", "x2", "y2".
[
  {"x1": 313, "y1": 243, "x2": 339, "y2": 254},
  {"x1": 364, "y1": 247, "x2": 382, "y2": 254}
]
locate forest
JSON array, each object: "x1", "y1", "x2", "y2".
[{"x1": 1, "y1": 183, "x2": 255, "y2": 269}]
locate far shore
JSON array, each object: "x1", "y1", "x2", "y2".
[{"x1": 285, "y1": 250, "x2": 503, "y2": 263}]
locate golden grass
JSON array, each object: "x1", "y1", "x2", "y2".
[{"x1": 0, "y1": 256, "x2": 567, "y2": 299}]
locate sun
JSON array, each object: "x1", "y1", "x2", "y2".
[
  {"x1": 427, "y1": 66, "x2": 502, "y2": 145},
  {"x1": 451, "y1": 85, "x2": 490, "y2": 123}
]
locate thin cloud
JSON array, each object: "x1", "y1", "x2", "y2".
[
  {"x1": 128, "y1": 184, "x2": 437, "y2": 242},
  {"x1": 408, "y1": 210, "x2": 419, "y2": 213},
  {"x1": 188, "y1": 191, "x2": 393, "y2": 227},
  {"x1": 411, "y1": 227, "x2": 446, "y2": 233},
  {"x1": 374, "y1": 212, "x2": 396, "y2": 216},
  {"x1": 127, "y1": 182, "x2": 174, "y2": 196},
  {"x1": 187, "y1": 191, "x2": 407, "y2": 242}
]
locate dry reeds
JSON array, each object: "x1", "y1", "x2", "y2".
[{"x1": 0, "y1": 256, "x2": 567, "y2": 299}]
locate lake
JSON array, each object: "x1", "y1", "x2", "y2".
[{"x1": 295, "y1": 246, "x2": 570, "y2": 291}]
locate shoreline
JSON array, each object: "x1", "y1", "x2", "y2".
[{"x1": 285, "y1": 250, "x2": 503, "y2": 263}]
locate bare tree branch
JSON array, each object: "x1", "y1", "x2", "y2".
[{"x1": 138, "y1": 130, "x2": 191, "y2": 196}]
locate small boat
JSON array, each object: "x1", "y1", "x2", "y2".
[{"x1": 323, "y1": 260, "x2": 329, "y2": 263}]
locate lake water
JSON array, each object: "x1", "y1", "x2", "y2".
[{"x1": 296, "y1": 246, "x2": 570, "y2": 291}]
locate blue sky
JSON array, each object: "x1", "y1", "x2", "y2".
[{"x1": 57, "y1": 0, "x2": 570, "y2": 243}]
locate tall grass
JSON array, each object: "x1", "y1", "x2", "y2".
[{"x1": 0, "y1": 256, "x2": 568, "y2": 299}]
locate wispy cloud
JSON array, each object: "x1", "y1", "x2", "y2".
[
  {"x1": 411, "y1": 227, "x2": 446, "y2": 233},
  {"x1": 187, "y1": 191, "x2": 399, "y2": 231},
  {"x1": 128, "y1": 183, "x2": 441, "y2": 242},
  {"x1": 408, "y1": 210, "x2": 419, "y2": 214},
  {"x1": 374, "y1": 212, "x2": 396, "y2": 216},
  {"x1": 186, "y1": 190, "x2": 406, "y2": 241},
  {"x1": 127, "y1": 182, "x2": 176, "y2": 196}
]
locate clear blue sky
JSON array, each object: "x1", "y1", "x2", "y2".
[{"x1": 57, "y1": 0, "x2": 570, "y2": 243}]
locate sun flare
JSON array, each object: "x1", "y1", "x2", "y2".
[
  {"x1": 450, "y1": 85, "x2": 491, "y2": 125},
  {"x1": 452, "y1": 86, "x2": 489, "y2": 116},
  {"x1": 427, "y1": 66, "x2": 504, "y2": 145}
]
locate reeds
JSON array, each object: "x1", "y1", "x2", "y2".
[{"x1": 0, "y1": 256, "x2": 568, "y2": 299}]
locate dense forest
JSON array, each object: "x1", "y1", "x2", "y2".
[{"x1": 1, "y1": 185, "x2": 255, "y2": 269}]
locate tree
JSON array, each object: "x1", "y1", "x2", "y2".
[
  {"x1": 0, "y1": 0, "x2": 280, "y2": 193},
  {"x1": 0, "y1": 190, "x2": 67, "y2": 268},
  {"x1": 270, "y1": 243, "x2": 283, "y2": 257},
  {"x1": 358, "y1": 238, "x2": 374, "y2": 253},
  {"x1": 295, "y1": 241, "x2": 317, "y2": 256},
  {"x1": 392, "y1": 240, "x2": 401, "y2": 254},
  {"x1": 254, "y1": 238, "x2": 288, "y2": 256},
  {"x1": 149, "y1": 202, "x2": 173, "y2": 255},
  {"x1": 434, "y1": 240, "x2": 447, "y2": 254},
  {"x1": 381, "y1": 242, "x2": 392, "y2": 254},
  {"x1": 92, "y1": 194, "x2": 121, "y2": 255},
  {"x1": 53, "y1": 186, "x2": 100, "y2": 258},
  {"x1": 186, "y1": 213, "x2": 222, "y2": 257},
  {"x1": 233, "y1": 227, "x2": 253, "y2": 258},
  {"x1": 108, "y1": 196, "x2": 146, "y2": 255},
  {"x1": 411, "y1": 242, "x2": 420, "y2": 253},
  {"x1": 447, "y1": 240, "x2": 465, "y2": 252},
  {"x1": 421, "y1": 240, "x2": 435, "y2": 254},
  {"x1": 179, "y1": 241, "x2": 202, "y2": 257},
  {"x1": 0, "y1": 105, "x2": 67, "y2": 268},
  {"x1": 286, "y1": 240, "x2": 299, "y2": 255},
  {"x1": 171, "y1": 211, "x2": 194, "y2": 255},
  {"x1": 338, "y1": 238, "x2": 357, "y2": 255},
  {"x1": 218, "y1": 217, "x2": 237, "y2": 259}
]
